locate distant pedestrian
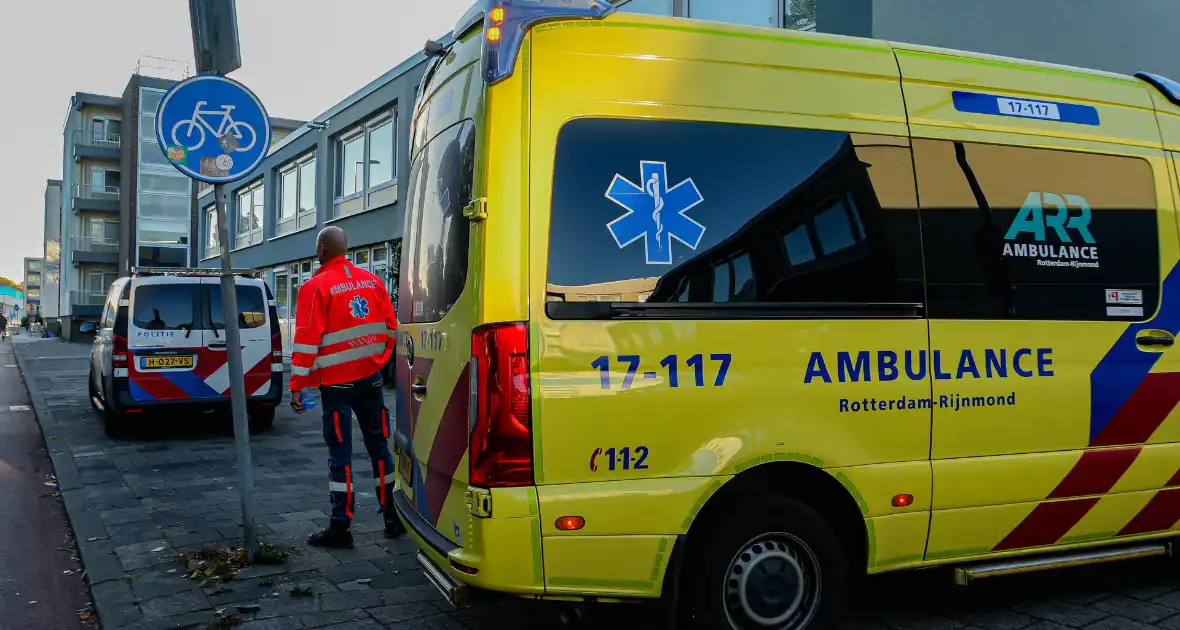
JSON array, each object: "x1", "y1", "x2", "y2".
[
  {"x1": 0, "y1": 312, "x2": 7, "y2": 340},
  {"x1": 289, "y1": 226, "x2": 404, "y2": 548}
]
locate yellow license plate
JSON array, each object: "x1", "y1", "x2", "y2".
[
  {"x1": 142, "y1": 355, "x2": 194, "y2": 369},
  {"x1": 397, "y1": 450, "x2": 413, "y2": 486}
]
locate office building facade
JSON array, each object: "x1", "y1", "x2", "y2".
[
  {"x1": 613, "y1": 0, "x2": 816, "y2": 30},
  {"x1": 197, "y1": 54, "x2": 427, "y2": 359}
]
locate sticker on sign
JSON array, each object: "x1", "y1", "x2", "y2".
[{"x1": 1106, "y1": 289, "x2": 1143, "y2": 305}]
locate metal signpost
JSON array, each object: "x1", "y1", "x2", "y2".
[{"x1": 160, "y1": 1, "x2": 270, "y2": 557}]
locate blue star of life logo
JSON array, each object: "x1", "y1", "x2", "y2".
[
  {"x1": 348, "y1": 296, "x2": 370, "y2": 320},
  {"x1": 605, "y1": 161, "x2": 706, "y2": 265}
]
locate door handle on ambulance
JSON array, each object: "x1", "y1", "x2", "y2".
[
  {"x1": 1136, "y1": 330, "x2": 1175, "y2": 349},
  {"x1": 410, "y1": 383, "x2": 428, "y2": 396},
  {"x1": 208, "y1": 342, "x2": 227, "y2": 350}
]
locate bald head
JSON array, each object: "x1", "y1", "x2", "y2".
[{"x1": 316, "y1": 226, "x2": 348, "y2": 263}]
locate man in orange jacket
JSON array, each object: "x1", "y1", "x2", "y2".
[{"x1": 290, "y1": 226, "x2": 402, "y2": 548}]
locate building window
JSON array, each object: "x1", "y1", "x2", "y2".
[
  {"x1": 338, "y1": 133, "x2": 364, "y2": 198},
  {"x1": 613, "y1": 0, "x2": 673, "y2": 15},
  {"x1": 369, "y1": 119, "x2": 395, "y2": 187},
  {"x1": 26, "y1": 273, "x2": 41, "y2": 286},
  {"x1": 235, "y1": 182, "x2": 265, "y2": 249},
  {"x1": 334, "y1": 109, "x2": 397, "y2": 216},
  {"x1": 784, "y1": 0, "x2": 817, "y2": 31},
  {"x1": 28, "y1": 260, "x2": 41, "y2": 271},
  {"x1": 89, "y1": 168, "x2": 122, "y2": 199},
  {"x1": 686, "y1": 0, "x2": 779, "y2": 27},
  {"x1": 204, "y1": 205, "x2": 219, "y2": 259},
  {"x1": 138, "y1": 246, "x2": 187, "y2": 268},
  {"x1": 92, "y1": 116, "x2": 122, "y2": 145},
  {"x1": 139, "y1": 219, "x2": 188, "y2": 245},
  {"x1": 27, "y1": 288, "x2": 40, "y2": 299},
  {"x1": 278, "y1": 153, "x2": 317, "y2": 235}
]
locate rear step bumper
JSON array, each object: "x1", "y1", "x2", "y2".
[
  {"x1": 418, "y1": 551, "x2": 468, "y2": 607},
  {"x1": 955, "y1": 542, "x2": 1172, "y2": 585}
]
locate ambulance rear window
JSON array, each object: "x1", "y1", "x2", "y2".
[
  {"x1": 132, "y1": 284, "x2": 197, "y2": 331},
  {"x1": 399, "y1": 120, "x2": 478, "y2": 323}
]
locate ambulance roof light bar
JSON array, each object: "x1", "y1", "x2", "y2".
[
  {"x1": 482, "y1": 0, "x2": 613, "y2": 85},
  {"x1": 131, "y1": 266, "x2": 259, "y2": 278}
]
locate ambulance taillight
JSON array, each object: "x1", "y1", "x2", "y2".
[{"x1": 469, "y1": 322, "x2": 533, "y2": 487}]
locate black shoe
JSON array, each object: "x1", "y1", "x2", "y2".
[
  {"x1": 308, "y1": 520, "x2": 354, "y2": 548},
  {"x1": 384, "y1": 512, "x2": 405, "y2": 539}
]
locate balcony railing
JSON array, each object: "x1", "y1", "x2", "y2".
[
  {"x1": 69, "y1": 290, "x2": 107, "y2": 307},
  {"x1": 71, "y1": 236, "x2": 119, "y2": 254},
  {"x1": 72, "y1": 183, "x2": 120, "y2": 201},
  {"x1": 73, "y1": 129, "x2": 122, "y2": 149}
]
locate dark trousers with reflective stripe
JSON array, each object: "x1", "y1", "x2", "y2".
[{"x1": 320, "y1": 370, "x2": 395, "y2": 523}]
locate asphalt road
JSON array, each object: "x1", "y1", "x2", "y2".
[{"x1": 0, "y1": 336, "x2": 91, "y2": 629}]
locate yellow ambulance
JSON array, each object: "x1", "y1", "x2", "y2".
[{"x1": 391, "y1": 1, "x2": 1180, "y2": 627}]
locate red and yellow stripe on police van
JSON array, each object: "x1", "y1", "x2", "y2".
[{"x1": 992, "y1": 268, "x2": 1180, "y2": 552}]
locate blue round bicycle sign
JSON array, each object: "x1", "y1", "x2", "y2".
[{"x1": 155, "y1": 74, "x2": 271, "y2": 184}]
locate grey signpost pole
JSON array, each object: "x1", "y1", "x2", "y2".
[
  {"x1": 214, "y1": 184, "x2": 257, "y2": 558},
  {"x1": 186, "y1": 0, "x2": 257, "y2": 560}
]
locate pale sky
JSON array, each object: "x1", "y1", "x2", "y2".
[{"x1": 0, "y1": 0, "x2": 474, "y2": 284}]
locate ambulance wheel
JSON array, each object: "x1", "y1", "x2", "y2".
[
  {"x1": 249, "y1": 407, "x2": 275, "y2": 432},
  {"x1": 688, "y1": 496, "x2": 847, "y2": 630}
]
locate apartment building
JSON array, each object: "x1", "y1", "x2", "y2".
[
  {"x1": 43, "y1": 179, "x2": 62, "y2": 329},
  {"x1": 23, "y1": 258, "x2": 42, "y2": 319},
  {"x1": 51, "y1": 71, "x2": 301, "y2": 340}
]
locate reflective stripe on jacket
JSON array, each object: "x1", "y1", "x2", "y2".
[
  {"x1": 289, "y1": 256, "x2": 398, "y2": 390},
  {"x1": 290, "y1": 272, "x2": 323, "y2": 387}
]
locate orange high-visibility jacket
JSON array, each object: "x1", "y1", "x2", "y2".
[{"x1": 289, "y1": 256, "x2": 397, "y2": 391}]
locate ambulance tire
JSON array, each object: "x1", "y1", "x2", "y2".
[
  {"x1": 249, "y1": 407, "x2": 276, "y2": 432},
  {"x1": 689, "y1": 496, "x2": 848, "y2": 630}
]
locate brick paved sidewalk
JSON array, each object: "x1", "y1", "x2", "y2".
[{"x1": 13, "y1": 338, "x2": 1180, "y2": 630}]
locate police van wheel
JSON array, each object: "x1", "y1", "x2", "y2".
[
  {"x1": 690, "y1": 496, "x2": 847, "y2": 630},
  {"x1": 249, "y1": 408, "x2": 276, "y2": 432},
  {"x1": 88, "y1": 370, "x2": 101, "y2": 412}
]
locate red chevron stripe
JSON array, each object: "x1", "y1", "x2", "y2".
[
  {"x1": 1091, "y1": 372, "x2": 1180, "y2": 447},
  {"x1": 1168, "y1": 470, "x2": 1180, "y2": 487},
  {"x1": 424, "y1": 365, "x2": 470, "y2": 527},
  {"x1": 992, "y1": 369, "x2": 1180, "y2": 552},
  {"x1": 993, "y1": 498, "x2": 1099, "y2": 551},
  {"x1": 1047, "y1": 447, "x2": 1141, "y2": 499},
  {"x1": 1118, "y1": 488, "x2": 1180, "y2": 536}
]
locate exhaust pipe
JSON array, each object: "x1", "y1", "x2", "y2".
[{"x1": 416, "y1": 552, "x2": 468, "y2": 607}]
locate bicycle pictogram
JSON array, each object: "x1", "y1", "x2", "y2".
[{"x1": 171, "y1": 101, "x2": 257, "y2": 153}]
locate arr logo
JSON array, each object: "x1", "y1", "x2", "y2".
[
  {"x1": 1002, "y1": 192, "x2": 1099, "y2": 269},
  {"x1": 1004, "y1": 192, "x2": 1095, "y2": 243}
]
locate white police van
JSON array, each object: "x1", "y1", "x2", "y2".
[{"x1": 88, "y1": 268, "x2": 283, "y2": 434}]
